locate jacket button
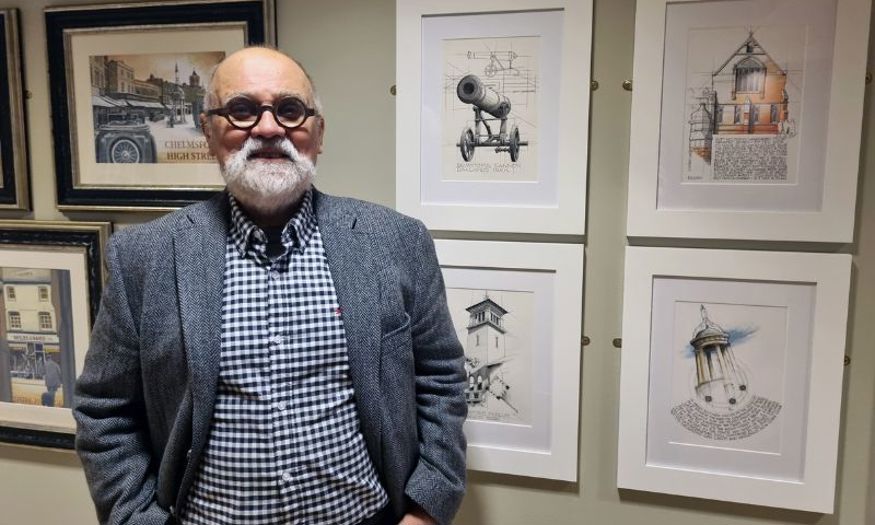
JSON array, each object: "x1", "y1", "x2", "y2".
[
  {"x1": 169, "y1": 505, "x2": 176, "y2": 516},
  {"x1": 186, "y1": 449, "x2": 192, "y2": 461}
]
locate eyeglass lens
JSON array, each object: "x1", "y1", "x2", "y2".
[{"x1": 226, "y1": 97, "x2": 309, "y2": 129}]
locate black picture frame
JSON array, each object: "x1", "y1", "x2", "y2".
[
  {"x1": 0, "y1": 9, "x2": 30, "y2": 211},
  {"x1": 45, "y1": 0, "x2": 275, "y2": 211},
  {"x1": 0, "y1": 221, "x2": 111, "y2": 449}
]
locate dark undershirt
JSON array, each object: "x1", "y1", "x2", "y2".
[{"x1": 263, "y1": 226, "x2": 286, "y2": 260}]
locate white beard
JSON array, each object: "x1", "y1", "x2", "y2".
[{"x1": 220, "y1": 137, "x2": 316, "y2": 215}]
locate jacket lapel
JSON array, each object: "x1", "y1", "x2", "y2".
[
  {"x1": 173, "y1": 195, "x2": 228, "y2": 462},
  {"x1": 315, "y1": 191, "x2": 384, "y2": 466}
]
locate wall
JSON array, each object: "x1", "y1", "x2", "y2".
[{"x1": 0, "y1": 0, "x2": 873, "y2": 524}]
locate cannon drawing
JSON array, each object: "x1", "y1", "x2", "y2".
[{"x1": 455, "y1": 74, "x2": 528, "y2": 162}]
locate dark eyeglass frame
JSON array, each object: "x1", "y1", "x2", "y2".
[{"x1": 206, "y1": 96, "x2": 318, "y2": 131}]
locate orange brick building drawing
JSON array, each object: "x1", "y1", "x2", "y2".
[{"x1": 689, "y1": 32, "x2": 795, "y2": 164}]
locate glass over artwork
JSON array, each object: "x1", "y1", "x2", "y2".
[{"x1": 0, "y1": 267, "x2": 75, "y2": 409}]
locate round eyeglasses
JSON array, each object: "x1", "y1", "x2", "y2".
[{"x1": 206, "y1": 96, "x2": 317, "y2": 130}]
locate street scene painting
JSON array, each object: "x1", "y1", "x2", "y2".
[
  {"x1": 441, "y1": 36, "x2": 539, "y2": 183},
  {"x1": 677, "y1": 25, "x2": 805, "y2": 184},
  {"x1": 667, "y1": 300, "x2": 788, "y2": 453},
  {"x1": 89, "y1": 51, "x2": 224, "y2": 164},
  {"x1": 0, "y1": 267, "x2": 75, "y2": 408},
  {"x1": 445, "y1": 288, "x2": 534, "y2": 425}
]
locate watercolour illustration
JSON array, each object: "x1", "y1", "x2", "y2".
[
  {"x1": 446, "y1": 288, "x2": 533, "y2": 425},
  {"x1": 681, "y1": 27, "x2": 804, "y2": 183},
  {"x1": 0, "y1": 267, "x2": 75, "y2": 408},
  {"x1": 89, "y1": 51, "x2": 225, "y2": 164},
  {"x1": 442, "y1": 37, "x2": 539, "y2": 182},
  {"x1": 671, "y1": 304, "x2": 782, "y2": 441}
]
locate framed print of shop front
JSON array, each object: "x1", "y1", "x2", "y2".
[
  {"x1": 45, "y1": 0, "x2": 275, "y2": 211},
  {"x1": 0, "y1": 221, "x2": 110, "y2": 449}
]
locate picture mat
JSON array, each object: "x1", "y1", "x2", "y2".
[
  {"x1": 421, "y1": 10, "x2": 562, "y2": 206},
  {"x1": 657, "y1": 0, "x2": 835, "y2": 212},
  {"x1": 69, "y1": 25, "x2": 244, "y2": 188},
  {"x1": 0, "y1": 248, "x2": 89, "y2": 433},
  {"x1": 442, "y1": 266, "x2": 553, "y2": 452},
  {"x1": 647, "y1": 277, "x2": 814, "y2": 482}
]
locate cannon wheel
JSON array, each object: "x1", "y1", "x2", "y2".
[
  {"x1": 509, "y1": 125, "x2": 521, "y2": 162},
  {"x1": 459, "y1": 128, "x2": 475, "y2": 161}
]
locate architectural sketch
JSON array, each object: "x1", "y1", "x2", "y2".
[
  {"x1": 671, "y1": 304, "x2": 782, "y2": 441},
  {"x1": 441, "y1": 37, "x2": 539, "y2": 182},
  {"x1": 446, "y1": 287, "x2": 533, "y2": 425},
  {"x1": 681, "y1": 27, "x2": 804, "y2": 183}
]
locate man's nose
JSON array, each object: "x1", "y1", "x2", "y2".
[{"x1": 249, "y1": 109, "x2": 286, "y2": 139}]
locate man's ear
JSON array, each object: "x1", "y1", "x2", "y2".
[{"x1": 316, "y1": 116, "x2": 326, "y2": 154}]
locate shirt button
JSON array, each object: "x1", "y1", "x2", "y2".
[
  {"x1": 281, "y1": 471, "x2": 292, "y2": 482},
  {"x1": 277, "y1": 401, "x2": 287, "y2": 411},
  {"x1": 268, "y1": 270, "x2": 280, "y2": 280},
  {"x1": 270, "y1": 335, "x2": 284, "y2": 346}
]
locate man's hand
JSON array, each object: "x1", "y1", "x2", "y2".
[{"x1": 397, "y1": 505, "x2": 438, "y2": 525}]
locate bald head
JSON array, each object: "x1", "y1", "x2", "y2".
[{"x1": 204, "y1": 46, "x2": 322, "y2": 114}]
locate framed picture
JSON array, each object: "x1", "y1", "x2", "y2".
[
  {"x1": 0, "y1": 221, "x2": 111, "y2": 448},
  {"x1": 618, "y1": 246, "x2": 852, "y2": 512},
  {"x1": 435, "y1": 240, "x2": 583, "y2": 480},
  {"x1": 397, "y1": 0, "x2": 592, "y2": 234},
  {"x1": 626, "y1": 0, "x2": 870, "y2": 241},
  {"x1": 0, "y1": 9, "x2": 29, "y2": 211},
  {"x1": 45, "y1": 0, "x2": 275, "y2": 211}
]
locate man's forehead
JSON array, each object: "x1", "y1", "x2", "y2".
[{"x1": 213, "y1": 52, "x2": 312, "y2": 100}]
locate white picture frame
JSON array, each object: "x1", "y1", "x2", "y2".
[
  {"x1": 618, "y1": 246, "x2": 852, "y2": 512},
  {"x1": 435, "y1": 240, "x2": 584, "y2": 480},
  {"x1": 397, "y1": 0, "x2": 592, "y2": 234},
  {"x1": 626, "y1": 0, "x2": 870, "y2": 241}
]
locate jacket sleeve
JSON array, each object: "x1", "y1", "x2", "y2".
[
  {"x1": 73, "y1": 234, "x2": 170, "y2": 525},
  {"x1": 403, "y1": 221, "x2": 467, "y2": 525}
]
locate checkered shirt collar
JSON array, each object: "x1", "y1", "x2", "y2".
[{"x1": 227, "y1": 190, "x2": 317, "y2": 259}]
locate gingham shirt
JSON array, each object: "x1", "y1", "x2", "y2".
[{"x1": 181, "y1": 191, "x2": 388, "y2": 525}]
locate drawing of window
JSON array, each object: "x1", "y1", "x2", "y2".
[
  {"x1": 734, "y1": 105, "x2": 742, "y2": 124},
  {"x1": 770, "y1": 104, "x2": 779, "y2": 123},
  {"x1": 38, "y1": 286, "x2": 49, "y2": 301},
  {"x1": 6, "y1": 286, "x2": 15, "y2": 301},
  {"x1": 38, "y1": 312, "x2": 53, "y2": 330},
  {"x1": 8, "y1": 311, "x2": 21, "y2": 329},
  {"x1": 476, "y1": 334, "x2": 480, "y2": 346},
  {"x1": 735, "y1": 57, "x2": 765, "y2": 93},
  {"x1": 495, "y1": 336, "x2": 499, "y2": 348}
]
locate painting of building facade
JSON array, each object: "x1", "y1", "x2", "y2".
[
  {"x1": 89, "y1": 51, "x2": 224, "y2": 164},
  {"x1": 0, "y1": 267, "x2": 75, "y2": 408},
  {"x1": 681, "y1": 27, "x2": 804, "y2": 183}
]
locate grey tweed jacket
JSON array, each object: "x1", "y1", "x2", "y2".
[{"x1": 73, "y1": 190, "x2": 467, "y2": 525}]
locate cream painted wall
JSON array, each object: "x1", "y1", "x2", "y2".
[{"x1": 0, "y1": 0, "x2": 873, "y2": 524}]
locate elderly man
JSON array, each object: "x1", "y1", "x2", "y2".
[{"x1": 74, "y1": 46, "x2": 467, "y2": 525}]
